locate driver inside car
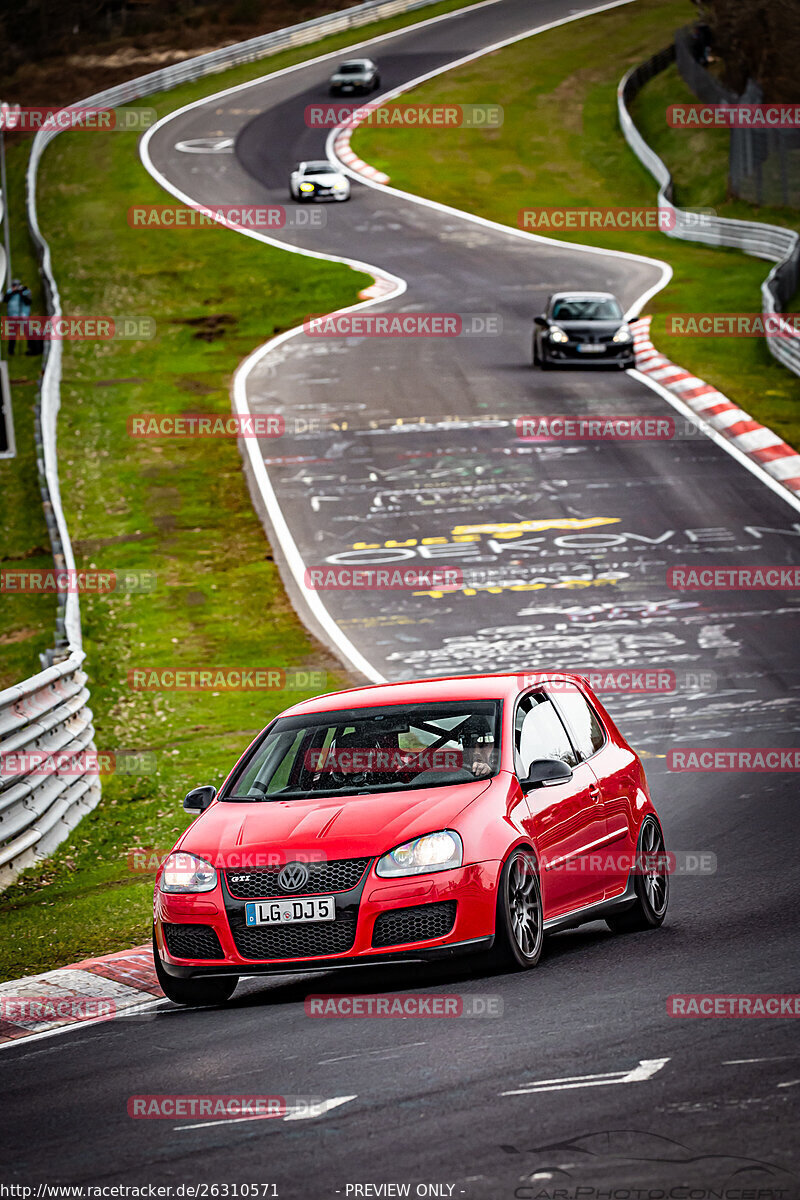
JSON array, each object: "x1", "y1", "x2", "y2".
[{"x1": 460, "y1": 715, "x2": 497, "y2": 778}]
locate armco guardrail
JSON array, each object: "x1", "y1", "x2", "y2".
[
  {"x1": 3, "y1": 0, "x2": 458, "y2": 888},
  {"x1": 0, "y1": 656, "x2": 100, "y2": 888},
  {"x1": 618, "y1": 48, "x2": 800, "y2": 379}
]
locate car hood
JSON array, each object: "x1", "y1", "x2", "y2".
[
  {"x1": 332, "y1": 73, "x2": 369, "y2": 82},
  {"x1": 301, "y1": 172, "x2": 346, "y2": 185},
  {"x1": 178, "y1": 779, "x2": 492, "y2": 865},
  {"x1": 554, "y1": 320, "x2": 625, "y2": 339}
]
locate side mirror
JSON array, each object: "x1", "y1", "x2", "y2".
[
  {"x1": 183, "y1": 785, "x2": 217, "y2": 814},
  {"x1": 533, "y1": 315, "x2": 548, "y2": 328},
  {"x1": 520, "y1": 758, "x2": 573, "y2": 793}
]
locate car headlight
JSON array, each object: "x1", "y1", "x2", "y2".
[
  {"x1": 612, "y1": 325, "x2": 632, "y2": 343},
  {"x1": 548, "y1": 325, "x2": 569, "y2": 343},
  {"x1": 298, "y1": 182, "x2": 315, "y2": 193},
  {"x1": 334, "y1": 181, "x2": 348, "y2": 190},
  {"x1": 376, "y1": 830, "x2": 463, "y2": 878},
  {"x1": 159, "y1": 852, "x2": 217, "y2": 893}
]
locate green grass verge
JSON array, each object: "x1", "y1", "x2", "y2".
[
  {"x1": 353, "y1": 0, "x2": 800, "y2": 445},
  {"x1": 0, "y1": 154, "x2": 57, "y2": 689},
  {"x1": 0, "y1": 0, "x2": 490, "y2": 982}
]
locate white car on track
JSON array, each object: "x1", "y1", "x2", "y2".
[
  {"x1": 329, "y1": 58, "x2": 381, "y2": 95},
  {"x1": 289, "y1": 160, "x2": 351, "y2": 202}
]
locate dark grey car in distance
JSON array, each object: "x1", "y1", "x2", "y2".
[
  {"x1": 329, "y1": 58, "x2": 381, "y2": 95},
  {"x1": 532, "y1": 291, "x2": 635, "y2": 369}
]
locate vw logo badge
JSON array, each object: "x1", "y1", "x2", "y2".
[{"x1": 278, "y1": 862, "x2": 309, "y2": 892}]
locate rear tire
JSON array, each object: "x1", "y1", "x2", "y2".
[
  {"x1": 606, "y1": 816, "x2": 669, "y2": 933},
  {"x1": 153, "y1": 933, "x2": 238, "y2": 1006},
  {"x1": 489, "y1": 849, "x2": 543, "y2": 970}
]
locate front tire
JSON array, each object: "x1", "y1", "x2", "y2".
[
  {"x1": 489, "y1": 848, "x2": 543, "y2": 969},
  {"x1": 606, "y1": 816, "x2": 669, "y2": 933},
  {"x1": 153, "y1": 933, "x2": 238, "y2": 1006}
]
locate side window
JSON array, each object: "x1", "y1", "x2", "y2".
[
  {"x1": 553, "y1": 687, "x2": 606, "y2": 760},
  {"x1": 514, "y1": 693, "x2": 578, "y2": 777}
]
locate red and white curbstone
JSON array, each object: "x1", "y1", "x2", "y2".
[
  {"x1": 0, "y1": 943, "x2": 161, "y2": 1044},
  {"x1": 631, "y1": 316, "x2": 800, "y2": 497},
  {"x1": 333, "y1": 123, "x2": 390, "y2": 186}
]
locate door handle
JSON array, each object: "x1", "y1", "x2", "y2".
[{"x1": 589, "y1": 784, "x2": 602, "y2": 800}]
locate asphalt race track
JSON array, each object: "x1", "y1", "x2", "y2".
[{"x1": 4, "y1": 0, "x2": 800, "y2": 1194}]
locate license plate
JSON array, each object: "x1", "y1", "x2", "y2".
[
  {"x1": 577, "y1": 343, "x2": 605, "y2": 353},
  {"x1": 245, "y1": 896, "x2": 336, "y2": 926}
]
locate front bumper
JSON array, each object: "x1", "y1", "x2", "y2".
[
  {"x1": 154, "y1": 860, "x2": 500, "y2": 979},
  {"x1": 542, "y1": 340, "x2": 634, "y2": 366},
  {"x1": 298, "y1": 185, "x2": 349, "y2": 202}
]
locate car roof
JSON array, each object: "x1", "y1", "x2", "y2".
[
  {"x1": 278, "y1": 671, "x2": 590, "y2": 717},
  {"x1": 301, "y1": 160, "x2": 335, "y2": 170},
  {"x1": 338, "y1": 58, "x2": 373, "y2": 67},
  {"x1": 549, "y1": 291, "x2": 619, "y2": 302}
]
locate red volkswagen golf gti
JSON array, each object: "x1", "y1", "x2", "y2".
[{"x1": 153, "y1": 673, "x2": 668, "y2": 1005}]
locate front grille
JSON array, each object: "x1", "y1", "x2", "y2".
[
  {"x1": 225, "y1": 857, "x2": 370, "y2": 899},
  {"x1": 372, "y1": 901, "x2": 457, "y2": 948},
  {"x1": 163, "y1": 923, "x2": 224, "y2": 960},
  {"x1": 231, "y1": 911, "x2": 357, "y2": 960}
]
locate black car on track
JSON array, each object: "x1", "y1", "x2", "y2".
[{"x1": 533, "y1": 291, "x2": 635, "y2": 369}]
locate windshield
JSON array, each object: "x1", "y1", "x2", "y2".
[
  {"x1": 551, "y1": 297, "x2": 623, "y2": 321},
  {"x1": 304, "y1": 162, "x2": 336, "y2": 174},
  {"x1": 338, "y1": 63, "x2": 366, "y2": 74},
  {"x1": 222, "y1": 700, "x2": 502, "y2": 801}
]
